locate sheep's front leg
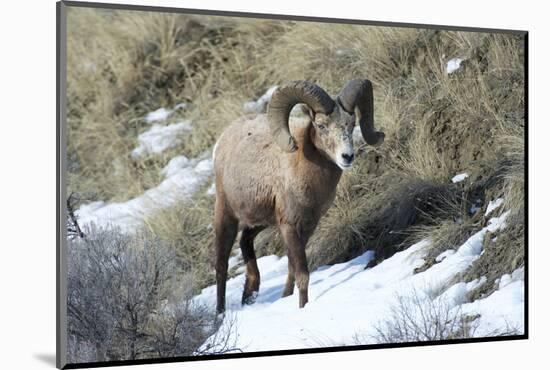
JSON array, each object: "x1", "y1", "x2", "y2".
[
  {"x1": 282, "y1": 256, "x2": 295, "y2": 298},
  {"x1": 279, "y1": 223, "x2": 309, "y2": 308}
]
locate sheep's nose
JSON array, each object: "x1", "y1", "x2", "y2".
[{"x1": 341, "y1": 153, "x2": 354, "y2": 164}]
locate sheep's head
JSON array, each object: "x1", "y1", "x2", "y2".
[
  {"x1": 308, "y1": 103, "x2": 356, "y2": 169},
  {"x1": 267, "y1": 79, "x2": 385, "y2": 170}
]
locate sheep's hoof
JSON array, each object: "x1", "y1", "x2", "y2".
[
  {"x1": 214, "y1": 311, "x2": 225, "y2": 324},
  {"x1": 281, "y1": 289, "x2": 294, "y2": 298},
  {"x1": 241, "y1": 291, "x2": 258, "y2": 305},
  {"x1": 365, "y1": 258, "x2": 378, "y2": 269}
]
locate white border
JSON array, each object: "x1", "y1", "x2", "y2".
[{"x1": 1, "y1": 0, "x2": 546, "y2": 369}]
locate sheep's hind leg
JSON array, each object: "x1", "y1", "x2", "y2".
[
  {"x1": 240, "y1": 226, "x2": 265, "y2": 305},
  {"x1": 215, "y1": 202, "x2": 239, "y2": 314}
]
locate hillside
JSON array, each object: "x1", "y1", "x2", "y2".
[{"x1": 65, "y1": 7, "x2": 525, "y2": 363}]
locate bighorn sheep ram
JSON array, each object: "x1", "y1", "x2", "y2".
[{"x1": 213, "y1": 79, "x2": 384, "y2": 313}]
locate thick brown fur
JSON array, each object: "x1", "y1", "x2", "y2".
[{"x1": 214, "y1": 113, "x2": 347, "y2": 312}]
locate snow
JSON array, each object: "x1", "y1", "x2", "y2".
[
  {"x1": 146, "y1": 108, "x2": 172, "y2": 123},
  {"x1": 439, "y1": 276, "x2": 486, "y2": 305},
  {"x1": 487, "y1": 210, "x2": 510, "y2": 232},
  {"x1": 435, "y1": 249, "x2": 455, "y2": 262},
  {"x1": 243, "y1": 86, "x2": 278, "y2": 114},
  {"x1": 461, "y1": 270, "x2": 524, "y2": 336},
  {"x1": 452, "y1": 172, "x2": 469, "y2": 183},
  {"x1": 196, "y1": 211, "x2": 523, "y2": 352},
  {"x1": 145, "y1": 103, "x2": 187, "y2": 123},
  {"x1": 206, "y1": 182, "x2": 216, "y2": 196},
  {"x1": 132, "y1": 121, "x2": 193, "y2": 158},
  {"x1": 446, "y1": 58, "x2": 463, "y2": 74},
  {"x1": 160, "y1": 155, "x2": 190, "y2": 178},
  {"x1": 76, "y1": 153, "x2": 213, "y2": 232},
  {"x1": 498, "y1": 267, "x2": 524, "y2": 290},
  {"x1": 485, "y1": 198, "x2": 504, "y2": 216}
]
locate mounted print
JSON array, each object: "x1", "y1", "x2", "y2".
[{"x1": 56, "y1": 1, "x2": 528, "y2": 368}]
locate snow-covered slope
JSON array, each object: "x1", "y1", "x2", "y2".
[
  {"x1": 196, "y1": 211, "x2": 524, "y2": 352},
  {"x1": 75, "y1": 107, "x2": 214, "y2": 232},
  {"x1": 76, "y1": 154, "x2": 212, "y2": 232}
]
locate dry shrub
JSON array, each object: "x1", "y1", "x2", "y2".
[
  {"x1": 67, "y1": 226, "x2": 225, "y2": 363},
  {"x1": 368, "y1": 290, "x2": 475, "y2": 344},
  {"x1": 358, "y1": 287, "x2": 519, "y2": 345}
]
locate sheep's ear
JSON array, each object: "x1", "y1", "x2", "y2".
[{"x1": 307, "y1": 106, "x2": 316, "y2": 121}]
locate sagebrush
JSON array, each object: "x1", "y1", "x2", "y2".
[{"x1": 67, "y1": 226, "x2": 235, "y2": 362}]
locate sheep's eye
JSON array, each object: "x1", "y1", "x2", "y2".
[{"x1": 317, "y1": 123, "x2": 327, "y2": 131}]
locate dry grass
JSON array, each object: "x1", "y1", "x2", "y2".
[
  {"x1": 307, "y1": 166, "x2": 456, "y2": 269},
  {"x1": 498, "y1": 121, "x2": 525, "y2": 223},
  {"x1": 406, "y1": 193, "x2": 480, "y2": 273},
  {"x1": 66, "y1": 8, "x2": 287, "y2": 201},
  {"x1": 67, "y1": 7, "x2": 525, "y2": 293},
  {"x1": 389, "y1": 121, "x2": 453, "y2": 183},
  {"x1": 143, "y1": 194, "x2": 216, "y2": 290}
]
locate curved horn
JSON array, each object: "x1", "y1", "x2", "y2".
[
  {"x1": 338, "y1": 79, "x2": 385, "y2": 147},
  {"x1": 268, "y1": 81, "x2": 335, "y2": 152}
]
